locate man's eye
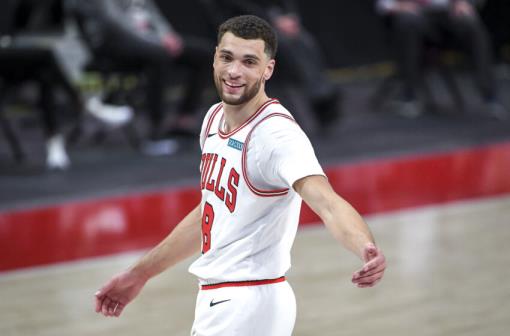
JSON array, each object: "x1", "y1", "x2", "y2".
[{"x1": 220, "y1": 54, "x2": 231, "y2": 61}]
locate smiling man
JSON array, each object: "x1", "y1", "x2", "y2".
[{"x1": 94, "y1": 15, "x2": 386, "y2": 336}]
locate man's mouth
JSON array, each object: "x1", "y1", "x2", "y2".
[
  {"x1": 223, "y1": 80, "x2": 244, "y2": 94},
  {"x1": 224, "y1": 80, "x2": 244, "y2": 89}
]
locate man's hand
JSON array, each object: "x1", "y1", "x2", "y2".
[
  {"x1": 351, "y1": 243, "x2": 386, "y2": 288},
  {"x1": 94, "y1": 269, "x2": 148, "y2": 317}
]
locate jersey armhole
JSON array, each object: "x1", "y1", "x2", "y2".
[
  {"x1": 200, "y1": 103, "x2": 223, "y2": 150},
  {"x1": 241, "y1": 113, "x2": 296, "y2": 197}
]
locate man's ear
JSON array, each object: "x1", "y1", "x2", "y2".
[
  {"x1": 264, "y1": 59, "x2": 276, "y2": 81},
  {"x1": 213, "y1": 46, "x2": 218, "y2": 68}
]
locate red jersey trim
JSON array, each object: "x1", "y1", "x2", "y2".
[
  {"x1": 202, "y1": 103, "x2": 223, "y2": 147},
  {"x1": 218, "y1": 99, "x2": 279, "y2": 139},
  {"x1": 201, "y1": 276, "x2": 286, "y2": 290},
  {"x1": 242, "y1": 113, "x2": 296, "y2": 197}
]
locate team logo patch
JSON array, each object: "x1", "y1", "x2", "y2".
[{"x1": 228, "y1": 138, "x2": 244, "y2": 151}]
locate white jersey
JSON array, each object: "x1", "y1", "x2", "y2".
[{"x1": 188, "y1": 98, "x2": 325, "y2": 285}]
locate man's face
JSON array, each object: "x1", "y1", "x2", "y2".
[{"x1": 213, "y1": 32, "x2": 275, "y2": 106}]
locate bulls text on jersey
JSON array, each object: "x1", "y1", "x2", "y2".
[{"x1": 200, "y1": 153, "x2": 240, "y2": 213}]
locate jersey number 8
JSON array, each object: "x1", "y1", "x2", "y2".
[{"x1": 201, "y1": 202, "x2": 214, "y2": 253}]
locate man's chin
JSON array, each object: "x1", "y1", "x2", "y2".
[{"x1": 220, "y1": 94, "x2": 245, "y2": 106}]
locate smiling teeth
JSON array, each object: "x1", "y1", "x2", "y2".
[{"x1": 226, "y1": 81, "x2": 242, "y2": 88}]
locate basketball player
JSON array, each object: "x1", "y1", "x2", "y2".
[{"x1": 95, "y1": 15, "x2": 386, "y2": 335}]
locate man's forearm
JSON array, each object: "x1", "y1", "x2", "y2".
[
  {"x1": 295, "y1": 175, "x2": 375, "y2": 260},
  {"x1": 321, "y1": 196, "x2": 375, "y2": 260},
  {"x1": 130, "y1": 205, "x2": 202, "y2": 280}
]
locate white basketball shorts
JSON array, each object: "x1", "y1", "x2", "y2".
[{"x1": 191, "y1": 278, "x2": 296, "y2": 336}]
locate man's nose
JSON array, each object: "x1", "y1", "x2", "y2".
[{"x1": 228, "y1": 61, "x2": 242, "y2": 78}]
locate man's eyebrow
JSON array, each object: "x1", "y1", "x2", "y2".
[
  {"x1": 243, "y1": 54, "x2": 261, "y2": 61},
  {"x1": 219, "y1": 49, "x2": 233, "y2": 55},
  {"x1": 218, "y1": 49, "x2": 261, "y2": 61}
]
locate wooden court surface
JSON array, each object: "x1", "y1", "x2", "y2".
[{"x1": 1, "y1": 195, "x2": 509, "y2": 336}]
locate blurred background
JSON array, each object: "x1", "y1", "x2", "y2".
[{"x1": 1, "y1": 1, "x2": 510, "y2": 335}]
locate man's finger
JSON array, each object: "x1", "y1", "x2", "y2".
[
  {"x1": 352, "y1": 269, "x2": 385, "y2": 285},
  {"x1": 352, "y1": 266, "x2": 385, "y2": 282},
  {"x1": 353, "y1": 267, "x2": 385, "y2": 281},
  {"x1": 97, "y1": 293, "x2": 110, "y2": 315},
  {"x1": 107, "y1": 300, "x2": 119, "y2": 317},
  {"x1": 113, "y1": 303, "x2": 125, "y2": 317},
  {"x1": 355, "y1": 274, "x2": 384, "y2": 287},
  {"x1": 352, "y1": 267, "x2": 386, "y2": 280},
  {"x1": 94, "y1": 294, "x2": 103, "y2": 313},
  {"x1": 102, "y1": 296, "x2": 112, "y2": 316},
  {"x1": 361, "y1": 254, "x2": 386, "y2": 272},
  {"x1": 356, "y1": 278, "x2": 382, "y2": 288},
  {"x1": 353, "y1": 258, "x2": 386, "y2": 277},
  {"x1": 96, "y1": 279, "x2": 116, "y2": 298}
]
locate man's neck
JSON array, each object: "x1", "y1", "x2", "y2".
[{"x1": 222, "y1": 92, "x2": 270, "y2": 133}]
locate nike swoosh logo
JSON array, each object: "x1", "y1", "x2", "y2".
[
  {"x1": 209, "y1": 299, "x2": 231, "y2": 307},
  {"x1": 207, "y1": 133, "x2": 217, "y2": 138}
]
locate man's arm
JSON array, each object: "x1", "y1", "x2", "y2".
[
  {"x1": 294, "y1": 175, "x2": 386, "y2": 288},
  {"x1": 94, "y1": 204, "x2": 202, "y2": 317}
]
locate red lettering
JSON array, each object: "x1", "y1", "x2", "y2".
[
  {"x1": 199, "y1": 153, "x2": 206, "y2": 173},
  {"x1": 201, "y1": 154, "x2": 238, "y2": 213},
  {"x1": 225, "y1": 168, "x2": 239, "y2": 213},
  {"x1": 201, "y1": 153, "x2": 213, "y2": 189},
  {"x1": 201, "y1": 202, "x2": 214, "y2": 253},
  {"x1": 214, "y1": 158, "x2": 226, "y2": 201},
  {"x1": 206, "y1": 154, "x2": 218, "y2": 191}
]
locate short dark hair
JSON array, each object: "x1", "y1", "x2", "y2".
[{"x1": 217, "y1": 15, "x2": 278, "y2": 59}]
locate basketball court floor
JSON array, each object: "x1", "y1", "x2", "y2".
[
  {"x1": 2, "y1": 74, "x2": 510, "y2": 336},
  {"x1": 1, "y1": 194, "x2": 509, "y2": 336}
]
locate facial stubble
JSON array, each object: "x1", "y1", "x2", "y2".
[{"x1": 214, "y1": 73, "x2": 265, "y2": 106}]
